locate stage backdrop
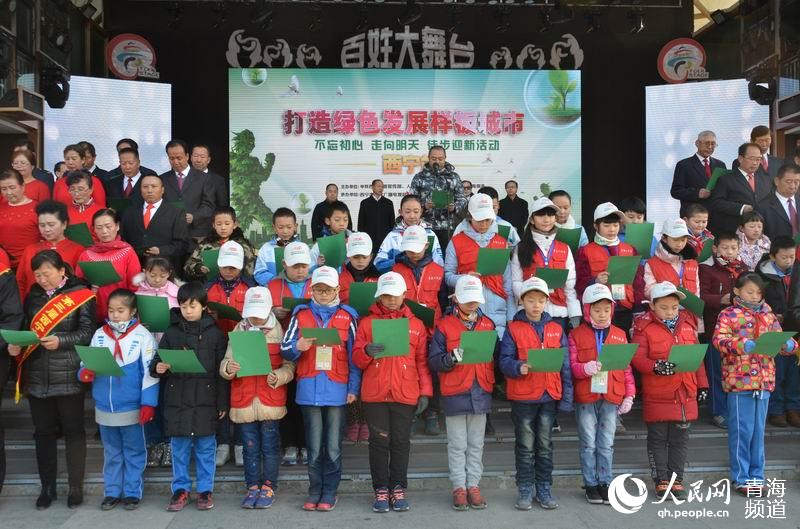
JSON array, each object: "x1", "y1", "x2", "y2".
[
  {"x1": 44, "y1": 76, "x2": 173, "y2": 177},
  {"x1": 229, "y1": 68, "x2": 581, "y2": 246},
  {"x1": 645, "y1": 78, "x2": 769, "y2": 233}
]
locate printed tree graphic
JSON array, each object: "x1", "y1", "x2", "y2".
[
  {"x1": 544, "y1": 71, "x2": 580, "y2": 123},
  {"x1": 297, "y1": 192, "x2": 311, "y2": 214},
  {"x1": 229, "y1": 129, "x2": 275, "y2": 246}
]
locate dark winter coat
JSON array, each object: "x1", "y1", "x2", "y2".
[{"x1": 0, "y1": 268, "x2": 24, "y2": 391}]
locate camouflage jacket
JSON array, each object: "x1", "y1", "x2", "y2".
[
  {"x1": 408, "y1": 162, "x2": 468, "y2": 231},
  {"x1": 183, "y1": 227, "x2": 256, "y2": 282}
]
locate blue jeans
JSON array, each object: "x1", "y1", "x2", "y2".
[
  {"x1": 705, "y1": 344, "x2": 728, "y2": 418},
  {"x1": 575, "y1": 399, "x2": 617, "y2": 487},
  {"x1": 217, "y1": 414, "x2": 243, "y2": 446},
  {"x1": 301, "y1": 405, "x2": 345, "y2": 501},
  {"x1": 170, "y1": 435, "x2": 216, "y2": 493},
  {"x1": 510, "y1": 401, "x2": 556, "y2": 487},
  {"x1": 100, "y1": 423, "x2": 147, "y2": 499},
  {"x1": 728, "y1": 391, "x2": 769, "y2": 486},
  {"x1": 240, "y1": 420, "x2": 281, "y2": 488},
  {"x1": 768, "y1": 356, "x2": 800, "y2": 415}
]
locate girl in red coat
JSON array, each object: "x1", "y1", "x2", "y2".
[
  {"x1": 631, "y1": 282, "x2": 709, "y2": 501},
  {"x1": 353, "y1": 271, "x2": 433, "y2": 513}
]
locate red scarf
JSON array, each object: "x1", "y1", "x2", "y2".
[
  {"x1": 102, "y1": 321, "x2": 140, "y2": 360},
  {"x1": 88, "y1": 237, "x2": 131, "y2": 255}
]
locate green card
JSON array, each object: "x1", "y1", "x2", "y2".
[
  {"x1": 108, "y1": 197, "x2": 132, "y2": 214},
  {"x1": 372, "y1": 318, "x2": 410, "y2": 357},
  {"x1": 170, "y1": 199, "x2": 186, "y2": 211},
  {"x1": 406, "y1": 300, "x2": 435, "y2": 328},
  {"x1": 752, "y1": 331, "x2": 798, "y2": 357},
  {"x1": 348, "y1": 282, "x2": 378, "y2": 316},
  {"x1": 426, "y1": 235, "x2": 436, "y2": 256},
  {"x1": 667, "y1": 344, "x2": 708, "y2": 373},
  {"x1": 274, "y1": 247, "x2": 285, "y2": 276},
  {"x1": 432, "y1": 190, "x2": 452, "y2": 208},
  {"x1": 624, "y1": 223, "x2": 655, "y2": 259},
  {"x1": 476, "y1": 247, "x2": 511, "y2": 276},
  {"x1": 459, "y1": 330, "x2": 497, "y2": 364},
  {"x1": 201, "y1": 249, "x2": 220, "y2": 279},
  {"x1": 678, "y1": 288, "x2": 705, "y2": 317},
  {"x1": 75, "y1": 345, "x2": 124, "y2": 377},
  {"x1": 498, "y1": 224, "x2": 511, "y2": 240},
  {"x1": 607, "y1": 256, "x2": 641, "y2": 285},
  {"x1": 282, "y1": 297, "x2": 310, "y2": 311},
  {"x1": 78, "y1": 261, "x2": 122, "y2": 287},
  {"x1": 555, "y1": 227, "x2": 582, "y2": 255},
  {"x1": 65, "y1": 223, "x2": 93, "y2": 247},
  {"x1": 301, "y1": 327, "x2": 342, "y2": 345},
  {"x1": 136, "y1": 295, "x2": 171, "y2": 333},
  {"x1": 229, "y1": 331, "x2": 272, "y2": 377},
  {"x1": 0, "y1": 329, "x2": 39, "y2": 346},
  {"x1": 599, "y1": 343, "x2": 638, "y2": 371},
  {"x1": 534, "y1": 268, "x2": 568, "y2": 290},
  {"x1": 697, "y1": 239, "x2": 714, "y2": 262},
  {"x1": 157, "y1": 348, "x2": 206, "y2": 373},
  {"x1": 705, "y1": 167, "x2": 727, "y2": 191},
  {"x1": 208, "y1": 301, "x2": 242, "y2": 322},
  {"x1": 527, "y1": 347, "x2": 566, "y2": 373},
  {"x1": 317, "y1": 232, "x2": 347, "y2": 269}
]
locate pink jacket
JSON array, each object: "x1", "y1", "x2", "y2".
[{"x1": 135, "y1": 279, "x2": 179, "y2": 308}]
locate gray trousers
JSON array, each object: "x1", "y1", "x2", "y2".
[{"x1": 445, "y1": 414, "x2": 487, "y2": 490}]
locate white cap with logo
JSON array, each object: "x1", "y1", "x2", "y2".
[
  {"x1": 400, "y1": 225, "x2": 429, "y2": 253},
  {"x1": 593, "y1": 202, "x2": 625, "y2": 222},
  {"x1": 346, "y1": 232, "x2": 373, "y2": 257},
  {"x1": 218, "y1": 240, "x2": 245, "y2": 269},
  {"x1": 375, "y1": 271, "x2": 407, "y2": 297},
  {"x1": 454, "y1": 275, "x2": 486, "y2": 304},
  {"x1": 311, "y1": 266, "x2": 339, "y2": 288},
  {"x1": 661, "y1": 218, "x2": 691, "y2": 238},
  {"x1": 582, "y1": 283, "x2": 614, "y2": 304},
  {"x1": 468, "y1": 193, "x2": 496, "y2": 222},
  {"x1": 519, "y1": 276, "x2": 550, "y2": 298},
  {"x1": 283, "y1": 241, "x2": 312, "y2": 267},
  {"x1": 242, "y1": 286, "x2": 273, "y2": 319},
  {"x1": 649, "y1": 281, "x2": 687, "y2": 302},
  {"x1": 529, "y1": 197, "x2": 558, "y2": 216}
]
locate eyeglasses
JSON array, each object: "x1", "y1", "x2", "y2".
[{"x1": 312, "y1": 287, "x2": 336, "y2": 295}]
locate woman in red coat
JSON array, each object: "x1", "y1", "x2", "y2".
[
  {"x1": 0, "y1": 169, "x2": 40, "y2": 267},
  {"x1": 76, "y1": 208, "x2": 141, "y2": 321},
  {"x1": 53, "y1": 144, "x2": 105, "y2": 207},
  {"x1": 10, "y1": 150, "x2": 50, "y2": 203},
  {"x1": 631, "y1": 282, "x2": 708, "y2": 502},
  {"x1": 64, "y1": 170, "x2": 103, "y2": 240}
]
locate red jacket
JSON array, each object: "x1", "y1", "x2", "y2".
[
  {"x1": 451, "y1": 231, "x2": 507, "y2": 299},
  {"x1": 268, "y1": 277, "x2": 312, "y2": 329},
  {"x1": 519, "y1": 240, "x2": 570, "y2": 307},
  {"x1": 207, "y1": 279, "x2": 250, "y2": 333},
  {"x1": 230, "y1": 341, "x2": 287, "y2": 408},
  {"x1": 293, "y1": 306, "x2": 354, "y2": 384},
  {"x1": 505, "y1": 319, "x2": 564, "y2": 401},
  {"x1": 53, "y1": 175, "x2": 106, "y2": 208},
  {"x1": 436, "y1": 313, "x2": 495, "y2": 397},
  {"x1": 577, "y1": 242, "x2": 638, "y2": 309},
  {"x1": 339, "y1": 267, "x2": 379, "y2": 305},
  {"x1": 76, "y1": 240, "x2": 141, "y2": 321},
  {"x1": 648, "y1": 257, "x2": 699, "y2": 295},
  {"x1": 353, "y1": 303, "x2": 433, "y2": 405},
  {"x1": 698, "y1": 259, "x2": 747, "y2": 338},
  {"x1": 17, "y1": 239, "x2": 84, "y2": 299},
  {"x1": 67, "y1": 202, "x2": 104, "y2": 242},
  {"x1": 631, "y1": 310, "x2": 708, "y2": 422},
  {"x1": 569, "y1": 323, "x2": 634, "y2": 405},
  {"x1": 393, "y1": 260, "x2": 445, "y2": 335}
]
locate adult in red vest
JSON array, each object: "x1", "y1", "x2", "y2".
[
  {"x1": 206, "y1": 240, "x2": 255, "y2": 334},
  {"x1": 429, "y1": 275, "x2": 495, "y2": 510},
  {"x1": 499, "y1": 276, "x2": 573, "y2": 510},
  {"x1": 631, "y1": 282, "x2": 708, "y2": 501},
  {"x1": 353, "y1": 272, "x2": 432, "y2": 513},
  {"x1": 568, "y1": 284, "x2": 636, "y2": 505},
  {"x1": 392, "y1": 225, "x2": 445, "y2": 335},
  {"x1": 219, "y1": 286, "x2": 295, "y2": 509},
  {"x1": 643, "y1": 218, "x2": 700, "y2": 301}
]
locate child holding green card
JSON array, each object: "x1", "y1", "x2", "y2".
[
  {"x1": 618, "y1": 196, "x2": 658, "y2": 258},
  {"x1": 549, "y1": 190, "x2": 589, "y2": 249},
  {"x1": 267, "y1": 241, "x2": 313, "y2": 329},
  {"x1": 353, "y1": 272, "x2": 432, "y2": 513},
  {"x1": 184, "y1": 206, "x2": 256, "y2": 283},
  {"x1": 643, "y1": 219, "x2": 700, "y2": 302},
  {"x1": 631, "y1": 282, "x2": 708, "y2": 501},
  {"x1": 682, "y1": 203, "x2": 713, "y2": 261},
  {"x1": 712, "y1": 273, "x2": 797, "y2": 495},
  {"x1": 569, "y1": 284, "x2": 635, "y2": 505},
  {"x1": 219, "y1": 287, "x2": 295, "y2": 509},
  {"x1": 499, "y1": 277, "x2": 572, "y2": 511},
  {"x1": 206, "y1": 240, "x2": 256, "y2": 334},
  {"x1": 310, "y1": 200, "x2": 352, "y2": 271},
  {"x1": 254, "y1": 207, "x2": 300, "y2": 286},
  {"x1": 429, "y1": 275, "x2": 496, "y2": 511},
  {"x1": 737, "y1": 211, "x2": 770, "y2": 272},
  {"x1": 79, "y1": 289, "x2": 159, "y2": 511},
  {"x1": 392, "y1": 225, "x2": 445, "y2": 336}
]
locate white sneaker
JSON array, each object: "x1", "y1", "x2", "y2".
[
  {"x1": 282, "y1": 446, "x2": 298, "y2": 466},
  {"x1": 235, "y1": 444, "x2": 244, "y2": 467},
  {"x1": 215, "y1": 444, "x2": 231, "y2": 466}
]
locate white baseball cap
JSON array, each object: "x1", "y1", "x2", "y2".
[
  {"x1": 375, "y1": 271, "x2": 407, "y2": 297},
  {"x1": 400, "y1": 225, "x2": 428, "y2": 253},
  {"x1": 519, "y1": 276, "x2": 550, "y2": 298},
  {"x1": 468, "y1": 193, "x2": 496, "y2": 222},
  {"x1": 311, "y1": 266, "x2": 339, "y2": 288},
  {"x1": 582, "y1": 283, "x2": 614, "y2": 304},
  {"x1": 346, "y1": 232, "x2": 373, "y2": 257},
  {"x1": 593, "y1": 202, "x2": 625, "y2": 222},
  {"x1": 242, "y1": 286, "x2": 273, "y2": 319},
  {"x1": 649, "y1": 281, "x2": 687, "y2": 302},
  {"x1": 454, "y1": 275, "x2": 485, "y2": 304},
  {"x1": 218, "y1": 240, "x2": 244, "y2": 269},
  {"x1": 283, "y1": 241, "x2": 311, "y2": 267},
  {"x1": 529, "y1": 197, "x2": 558, "y2": 216},
  {"x1": 662, "y1": 218, "x2": 691, "y2": 238}
]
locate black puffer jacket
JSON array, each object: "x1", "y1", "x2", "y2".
[
  {"x1": 22, "y1": 276, "x2": 96, "y2": 399},
  {"x1": 150, "y1": 309, "x2": 229, "y2": 437}
]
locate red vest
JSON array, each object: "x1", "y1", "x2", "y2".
[
  {"x1": 451, "y1": 232, "x2": 507, "y2": 299},
  {"x1": 207, "y1": 281, "x2": 249, "y2": 333},
  {"x1": 293, "y1": 307, "x2": 354, "y2": 384},
  {"x1": 268, "y1": 277, "x2": 312, "y2": 328},
  {"x1": 436, "y1": 314, "x2": 496, "y2": 396},
  {"x1": 230, "y1": 341, "x2": 287, "y2": 408},
  {"x1": 339, "y1": 267, "x2": 379, "y2": 304},
  {"x1": 505, "y1": 320, "x2": 565, "y2": 401},
  {"x1": 581, "y1": 242, "x2": 636, "y2": 309},
  {"x1": 648, "y1": 257, "x2": 699, "y2": 295},
  {"x1": 520, "y1": 240, "x2": 570, "y2": 307},
  {"x1": 392, "y1": 260, "x2": 445, "y2": 332},
  {"x1": 571, "y1": 324, "x2": 629, "y2": 405}
]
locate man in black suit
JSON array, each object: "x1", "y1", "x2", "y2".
[
  {"x1": 357, "y1": 179, "x2": 395, "y2": 249},
  {"x1": 758, "y1": 164, "x2": 800, "y2": 240},
  {"x1": 710, "y1": 143, "x2": 774, "y2": 234},
  {"x1": 79, "y1": 141, "x2": 110, "y2": 183},
  {"x1": 120, "y1": 174, "x2": 190, "y2": 271},
  {"x1": 105, "y1": 147, "x2": 158, "y2": 203},
  {"x1": 311, "y1": 183, "x2": 353, "y2": 240},
  {"x1": 12, "y1": 140, "x2": 55, "y2": 192},
  {"x1": 732, "y1": 125, "x2": 784, "y2": 179},
  {"x1": 670, "y1": 130, "x2": 727, "y2": 213},
  {"x1": 498, "y1": 180, "x2": 529, "y2": 236},
  {"x1": 160, "y1": 139, "x2": 217, "y2": 240},
  {"x1": 106, "y1": 138, "x2": 157, "y2": 181},
  {"x1": 191, "y1": 143, "x2": 229, "y2": 207}
]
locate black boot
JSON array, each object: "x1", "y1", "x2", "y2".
[
  {"x1": 67, "y1": 484, "x2": 84, "y2": 508},
  {"x1": 36, "y1": 482, "x2": 57, "y2": 510}
]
